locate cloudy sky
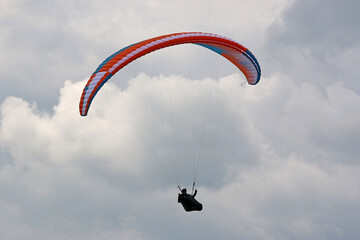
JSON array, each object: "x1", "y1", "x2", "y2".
[{"x1": 1, "y1": 0, "x2": 360, "y2": 239}]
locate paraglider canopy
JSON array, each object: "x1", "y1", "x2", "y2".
[{"x1": 79, "y1": 32, "x2": 261, "y2": 116}]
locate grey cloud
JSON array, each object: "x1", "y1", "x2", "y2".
[
  {"x1": 268, "y1": 0, "x2": 360, "y2": 50},
  {"x1": 264, "y1": 0, "x2": 360, "y2": 92}
]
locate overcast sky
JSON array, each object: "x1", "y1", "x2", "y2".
[{"x1": 1, "y1": 0, "x2": 359, "y2": 239}]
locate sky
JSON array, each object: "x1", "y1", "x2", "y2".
[{"x1": 0, "y1": 0, "x2": 360, "y2": 239}]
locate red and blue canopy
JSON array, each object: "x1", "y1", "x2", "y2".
[{"x1": 79, "y1": 32, "x2": 261, "y2": 116}]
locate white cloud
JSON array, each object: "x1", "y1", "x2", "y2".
[{"x1": 1, "y1": 72, "x2": 360, "y2": 239}]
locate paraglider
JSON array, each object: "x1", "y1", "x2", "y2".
[
  {"x1": 79, "y1": 32, "x2": 261, "y2": 212},
  {"x1": 178, "y1": 188, "x2": 203, "y2": 212}
]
